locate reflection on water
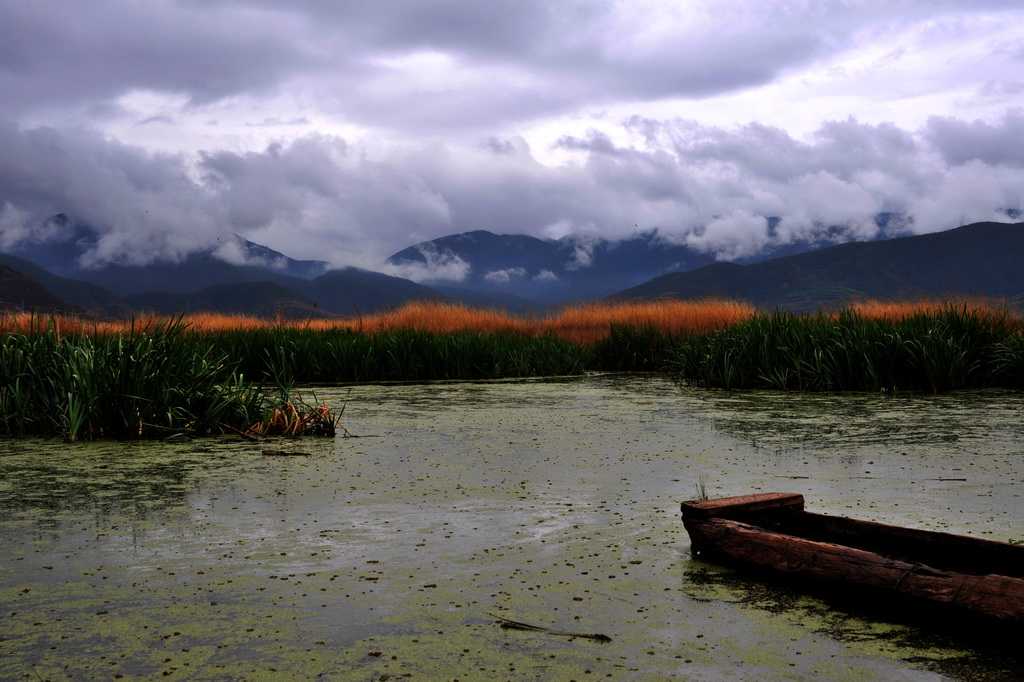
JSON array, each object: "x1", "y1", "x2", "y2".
[
  {"x1": 1, "y1": 374, "x2": 1022, "y2": 680},
  {"x1": 690, "y1": 388, "x2": 1023, "y2": 452}
]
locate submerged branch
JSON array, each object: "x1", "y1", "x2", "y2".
[{"x1": 488, "y1": 612, "x2": 612, "y2": 643}]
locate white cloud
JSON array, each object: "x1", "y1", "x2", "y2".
[
  {"x1": 380, "y1": 243, "x2": 471, "y2": 283},
  {"x1": 0, "y1": 202, "x2": 42, "y2": 251},
  {"x1": 484, "y1": 267, "x2": 528, "y2": 283},
  {"x1": 566, "y1": 244, "x2": 595, "y2": 271},
  {"x1": 907, "y1": 160, "x2": 1024, "y2": 234},
  {"x1": 685, "y1": 210, "x2": 771, "y2": 261},
  {"x1": 534, "y1": 269, "x2": 558, "y2": 282}
]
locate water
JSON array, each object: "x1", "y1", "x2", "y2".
[{"x1": 1, "y1": 374, "x2": 1022, "y2": 680}]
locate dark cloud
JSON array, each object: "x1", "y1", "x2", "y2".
[
  {"x1": 8, "y1": 1, "x2": 1010, "y2": 132},
  {"x1": 925, "y1": 112, "x2": 1024, "y2": 167},
  {"x1": 0, "y1": 1, "x2": 1021, "y2": 275},
  {"x1": 0, "y1": 122, "x2": 228, "y2": 266},
  {"x1": 2, "y1": 114, "x2": 1021, "y2": 274},
  {"x1": 300, "y1": 0, "x2": 832, "y2": 130},
  {"x1": 0, "y1": 2, "x2": 317, "y2": 118}
]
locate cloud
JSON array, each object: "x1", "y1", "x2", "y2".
[
  {"x1": 534, "y1": 269, "x2": 558, "y2": 282},
  {"x1": 565, "y1": 239, "x2": 597, "y2": 271},
  {"x1": 685, "y1": 210, "x2": 771, "y2": 261},
  {"x1": 484, "y1": 267, "x2": 528, "y2": 283},
  {"x1": 1, "y1": 112, "x2": 1023, "y2": 272},
  {"x1": 197, "y1": 135, "x2": 453, "y2": 265},
  {"x1": 924, "y1": 112, "x2": 1024, "y2": 167},
  {"x1": 0, "y1": 2, "x2": 317, "y2": 120},
  {"x1": 381, "y1": 243, "x2": 470, "y2": 283},
  {"x1": 0, "y1": 122, "x2": 228, "y2": 266},
  {"x1": 0, "y1": 202, "x2": 49, "y2": 251},
  {"x1": 0, "y1": 1, "x2": 1020, "y2": 278},
  {"x1": 5, "y1": 1, "x2": 1018, "y2": 136},
  {"x1": 906, "y1": 161, "x2": 1024, "y2": 232}
]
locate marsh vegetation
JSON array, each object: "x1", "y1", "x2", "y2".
[
  {"x1": 2, "y1": 298, "x2": 1021, "y2": 439},
  {"x1": 0, "y1": 319, "x2": 341, "y2": 440}
]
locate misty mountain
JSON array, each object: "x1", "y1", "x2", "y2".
[
  {"x1": 387, "y1": 230, "x2": 720, "y2": 305},
  {"x1": 2, "y1": 234, "x2": 442, "y2": 317},
  {"x1": 612, "y1": 221, "x2": 1024, "y2": 311},
  {"x1": 5, "y1": 216, "x2": 1021, "y2": 319},
  {"x1": 64, "y1": 243, "x2": 329, "y2": 297},
  {"x1": 95, "y1": 265, "x2": 442, "y2": 317},
  {"x1": 2, "y1": 219, "x2": 439, "y2": 317},
  {"x1": 385, "y1": 216, "x2": 908, "y2": 307},
  {"x1": 5, "y1": 218, "x2": 329, "y2": 295},
  {"x1": 69, "y1": 257, "x2": 313, "y2": 297},
  {"x1": 120, "y1": 266, "x2": 441, "y2": 317}
]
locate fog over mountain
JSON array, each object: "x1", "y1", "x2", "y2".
[{"x1": 1, "y1": 2, "x2": 1022, "y2": 276}]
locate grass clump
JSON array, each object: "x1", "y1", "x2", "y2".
[
  {"x1": 209, "y1": 327, "x2": 585, "y2": 383},
  {"x1": 2, "y1": 298, "x2": 1021, "y2": 441},
  {"x1": 670, "y1": 306, "x2": 1022, "y2": 392},
  {"x1": 0, "y1": 318, "x2": 340, "y2": 441}
]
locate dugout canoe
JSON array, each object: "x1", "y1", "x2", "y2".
[{"x1": 680, "y1": 493, "x2": 1024, "y2": 625}]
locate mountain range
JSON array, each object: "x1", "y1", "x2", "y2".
[
  {"x1": 385, "y1": 214, "x2": 910, "y2": 305},
  {"x1": 1, "y1": 219, "x2": 1022, "y2": 318},
  {"x1": 614, "y1": 221, "x2": 1024, "y2": 310}
]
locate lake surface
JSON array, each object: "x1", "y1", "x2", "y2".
[{"x1": 1, "y1": 374, "x2": 1022, "y2": 680}]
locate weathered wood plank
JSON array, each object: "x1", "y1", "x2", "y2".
[
  {"x1": 684, "y1": 516, "x2": 1024, "y2": 623},
  {"x1": 784, "y1": 511, "x2": 1024, "y2": 578},
  {"x1": 680, "y1": 492, "x2": 804, "y2": 518}
]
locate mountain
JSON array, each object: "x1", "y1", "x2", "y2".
[
  {"x1": 295, "y1": 268, "x2": 441, "y2": 316},
  {"x1": 612, "y1": 222, "x2": 1024, "y2": 311},
  {"x1": 68, "y1": 257, "x2": 315, "y2": 297},
  {"x1": 123, "y1": 281, "x2": 324, "y2": 319},
  {"x1": 0, "y1": 253, "x2": 131, "y2": 316},
  {"x1": 7, "y1": 220, "x2": 330, "y2": 287},
  {"x1": 56, "y1": 238, "x2": 331, "y2": 297},
  {"x1": 387, "y1": 230, "x2": 720, "y2": 305},
  {"x1": 1, "y1": 222, "x2": 440, "y2": 318},
  {"x1": 385, "y1": 216, "x2": 910, "y2": 307},
  {"x1": 423, "y1": 286, "x2": 543, "y2": 314},
  {"x1": 0, "y1": 264, "x2": 86, "y2": 315},
  {"x1": 5, "y1": 215, "x2": 1021, "y2": 319}
]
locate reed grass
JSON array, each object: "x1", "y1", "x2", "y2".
[
  {"x1": 208, "y1": 326, "x2": 584, "y2": 383},
  {"x1": 0, "y1": 299, "x2": 754, "y2": 342},
  {"x1": 3, "y1": 298, "x2": 1021, "y2": 441},
  {"x1": 0, "y1": 317, "x2": 340, "y2": 440},
  {"x1": 670, "y1": 305, "x2": 1023, "y2": 392},
  {"x1": 849, "y1": 296, "x2": 1018, "y2": 323}
]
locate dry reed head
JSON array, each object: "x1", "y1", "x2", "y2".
[
  {"x1": 343, "y1": 301, "x2": 525, "y2": 335},
  {"x1": 2, "y1": 298, "x2": 760, "y2": 341},
  {"x1": 849, "y1": 296, "x2": 1018, "y2": 324},
  {"x1": 539, "y1": 298, "x2": 756, "y2": 345},
  {"x1": 6, "y1": 295, "x2": 1020, "y2": 340}
]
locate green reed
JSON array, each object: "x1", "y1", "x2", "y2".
[
  {"x1": 4, "y1": 307, "x2": 1021, "y2": 440},
  {"x1": 1, "y1": 318, "x2": 272, "y2": 440},
  {"x1": 1, "y1": 323, "x2": 588, "y2": 439},
  {"x1": 669, "y1": 307, "x2": 1023, "y2": 392},
  {"x1": 205, "y1": 327, "x2": 586, "y2": 383},
  {"x1": 586, "y1": 324, "x2": 675, "y2": 371}
]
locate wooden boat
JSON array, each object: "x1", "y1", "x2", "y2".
[{"x1": 680, "y1": 493, "x2": 1024, "y2": 625}]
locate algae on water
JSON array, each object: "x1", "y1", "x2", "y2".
[{"x1": 2, "y1": 375, "x2": 1022, "y2": 679}]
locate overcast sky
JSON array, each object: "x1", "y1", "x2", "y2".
[{"x1": 1, "y1": 0, "x2": 1022, "y2": 276}]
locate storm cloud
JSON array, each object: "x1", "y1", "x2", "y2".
[{"x1": 0, "y1": 1, "x2": 1021, "y2": 275}]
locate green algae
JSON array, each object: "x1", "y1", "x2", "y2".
[{"x1": 2, "y1": 375, "x2": 1023, "y2": 680}]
